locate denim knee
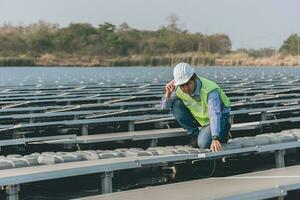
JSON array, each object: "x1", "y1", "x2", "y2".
[
  {"x1": 197, "y1": 139, "x2": 211, "y2": 149},
  {"x1": 172, "y1": 99, "x2": 199, "y2": 136},
  {"x1": 197, "y1": 126, "x2": 212, "y2": 149}
]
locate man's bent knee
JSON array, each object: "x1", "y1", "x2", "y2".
[{"x1": 197, "y1": 139, "x2": 211, "y2": 149}]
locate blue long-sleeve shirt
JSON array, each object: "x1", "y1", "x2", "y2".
[{"x1": 160, "y1": 79, "x2": 230, "y2": 137}]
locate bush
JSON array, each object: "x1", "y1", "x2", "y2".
[{"x1": 0, "y1": 57, "x2": 34, "y2": 66}]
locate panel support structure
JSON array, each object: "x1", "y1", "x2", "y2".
[
  {"x1": 6, "y1": 184, "x2": 20, "y2": 200},
  {"x1": 128, "y1": 121, "x2": 134, "y2": 132},
  {"x1": 29, "y1": 117, "x2": 34, "y2": 123},
  {"x1": 82, "y1": 124, "x2": 88, "y2": 136},
  {"x1": 101, "y1": 171, "x2": 114, "y2": 194},
  {"x1": 150, "y1": 138, "x2": 158, "y2": 147},
  {"x1": 275, "y1": 150, "x2": 285, "y2": 168}
]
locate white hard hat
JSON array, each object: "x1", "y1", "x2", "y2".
[{"x1": 173, "y1": 63, "x2": 195, "y2": 86}]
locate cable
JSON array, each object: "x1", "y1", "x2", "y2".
[{"x1": 191, "y1": 158, "x2": 216, "y2": 179}]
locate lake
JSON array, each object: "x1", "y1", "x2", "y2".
[{"x1": 0, "y1": 66, "x2": 300, "y2": 86}]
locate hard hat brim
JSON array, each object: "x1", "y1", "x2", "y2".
[{"x1": 175, "y1": 79, "x2": 189, "y2": 86}]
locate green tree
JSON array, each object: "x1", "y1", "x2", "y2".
[
  {"x1": 0, "y1": 24, "x2": 28, "y2": 56},
  {"x1": 279, "y1": 34, "x2": 300, "y2": 55},
  {"x1": 27, "y1": 28, "x2": 53, "y2": 54},
  {"x1": 52, "y1": 23, "x2": 96, "y2": 54},
  {"x1": 95, "y1": 22, "x2": 124, "y2": 55},
  {"x1": 206, "y1": 34, "x2": 231, "y2": 54},
  {"x1": 26, "y1": 21, "x2": 59, "y2": 55}
]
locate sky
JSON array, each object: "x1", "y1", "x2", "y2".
[{"x1": 1, "y1": 0, "x2": 300, "y2": 50}]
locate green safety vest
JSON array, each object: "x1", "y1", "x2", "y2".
[{"x1": 176, "y1": 76, "x2": 230, "y2": 126}]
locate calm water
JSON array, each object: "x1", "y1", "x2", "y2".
[{"x1": 0, "y1": 66, "x2": 300, "y2": 86}]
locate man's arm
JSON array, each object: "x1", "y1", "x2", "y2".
[
  {"x1": 160, "y1": 80, "x2": 177, "y2": 110},
  {"x1": 160, "y1": 93, "x2": 176, "y2": 110},
  {"x1": 207, "y1": 90, "x2": 222, "y2": 152}
]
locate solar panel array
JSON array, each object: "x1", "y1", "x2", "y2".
[{"x1": 0, "y1": 66, "x2": 300, "y2": 199}]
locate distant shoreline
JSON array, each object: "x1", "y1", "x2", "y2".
[{"x1": 1, "y1": 53, "x2": 300, "y2": 67}]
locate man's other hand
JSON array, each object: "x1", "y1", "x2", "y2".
[{"x1": 210, "y1": 139, "x2": 222, "y2": 152}]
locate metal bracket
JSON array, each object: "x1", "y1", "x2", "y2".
[
  {"x1": 128, "y1": 121, "x2": 134, "y2": 132},
  {"x1": 101, "y1": 171, "x2": 114, "y2": 194},
  {"x1": 82, "y1": 124, "x2": 88, "y2": 136},
  {"x1": 275, "y1": 150, "x2": 285, "y2": 168},
  {"x1": 6, "y1": 184, "x2": 20, "y2": 200},
  {"x1": 230, "y1": 115, "x2": 234, "y2": 124},
  {"x1": 29, "y1": 117, "x2": 34, "y2": 123},
  {"x1": 150, "y1": 138, "x2": 158, "y2": 147}
]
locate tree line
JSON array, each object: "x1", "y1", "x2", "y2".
[
  {"x1": 0, "y1": 20, "x2": 231, "y2": 57},
  {"x1": 0, "y1": 19, "x2": 299, "y2": 67}
]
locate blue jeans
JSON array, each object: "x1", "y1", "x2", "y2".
[{"x1": 172, "y1": 98, "x2": 231, "y2": 149}]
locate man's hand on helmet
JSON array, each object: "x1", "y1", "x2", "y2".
[{"x1": 165, "y1": 80, "x2": 176, "y2": 99}]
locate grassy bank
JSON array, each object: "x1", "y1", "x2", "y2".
[
  {"x1": 32, "y1": 53, "x2": 218, "y2": 66},
  {"x1": 1, "y1": 53, "x2": 300, "y2": 67},
  {"x1": 0, "y1": 57, "x2": 35, "y2": 66}
]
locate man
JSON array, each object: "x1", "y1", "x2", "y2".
[{"x1": 161, "y1": 63, "x2": 231, "y2": 152}]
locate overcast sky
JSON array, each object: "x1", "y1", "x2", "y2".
[{"x1": 1, "y1": 0, "x2": 299, "y2": 49}]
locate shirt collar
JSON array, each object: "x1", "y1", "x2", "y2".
[{"x1": 191, "y1": 78, "x2": 201, "y2": 100}]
